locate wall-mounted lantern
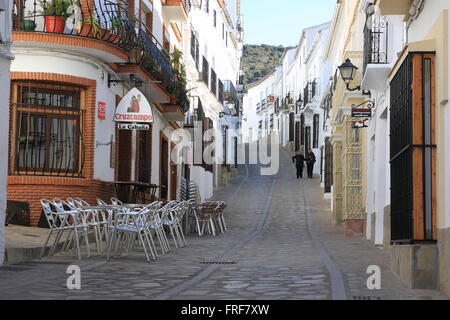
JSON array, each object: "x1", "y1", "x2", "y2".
[{"x1": 338, "y1": 58, "x2": 371, "y2": 96}]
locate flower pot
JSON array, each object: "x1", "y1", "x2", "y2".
[
  {"x1": 21, "y1": 19, "x2": 36, "y2": 31},
  {"x1": 44, "y1": 16, "x2": 65, "y2": 33},
  {"x1": 109, "y1": 33, "x2": 119, "y2": 45},
  {"x1": 79, "y1": 23, "x2": 93, "y2": 36}
]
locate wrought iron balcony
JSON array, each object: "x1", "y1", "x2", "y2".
[
  {"x1": 223, "y1": 80, "x2": 236, "y2": 104},
  {"x1": 363, "y1": 13, "x2": 388, "y2": 74},
  {"x1": 210, "y1": 68, "x2": 217, "y2": 97},
  {"x1": 218, "y1": 79, "x2": 224, "y2": 105},
  {"x1": 201, "y1": 56, "x2": 209, "y2": 87},
  {"x1": 12, "y1": 0, "x2": 136, "y2": 52},
  {"x1": 190, "y1": 30, "x2": 200, "y2": 70},
  {"x1": 303, "y1": 79, "x2": 317, "y2": 107},
  {"x1": 136, "y1": 22, "x2": 175, "y2": 93}
]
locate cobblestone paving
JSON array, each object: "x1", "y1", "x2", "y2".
[{"x1": 0, "y1": 147, "x2": 447, "y2": 300}]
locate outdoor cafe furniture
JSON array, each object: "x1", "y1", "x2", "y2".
[
  {"x1": 39, "y1": 199, "x2": 89, "y2": 261},
  {"x1": 114, "y1": 182, "x2": 164, "y2": 204}
]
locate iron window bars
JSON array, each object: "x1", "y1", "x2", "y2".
[
  {"x1": 11, "y1": 82, "x2": 85, "y2": 177},
  {"x1": 390, "y1": 53, "x2": 436, "y2": 243}
]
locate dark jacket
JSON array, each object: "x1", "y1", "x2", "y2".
[
  {"x1": 306, "y1": 152, "x2": 316, "y2": 165},
  {"x1": 292, "y1": 154, "x2": 306, "y2": 167}
]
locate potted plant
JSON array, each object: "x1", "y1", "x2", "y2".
[
  {"x1": 38, "y1": 0, "x2": 71, "y2": 33},
  {"x1": 79, "y1": 17, "x2": 105, "y2": 39},
  {"x1": 21, "y1": 17, "x2": 36, "y2": 31},
  {"x1": 170, "y1": 49, "x2": 190, "y2": 113},
  {"x1": 108, "y1": 18, "x2": 122, "y2": 44}
]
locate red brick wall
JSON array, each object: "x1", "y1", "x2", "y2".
[{"x1": 8, "y1": 72, "x2": 117, "y2": 226}]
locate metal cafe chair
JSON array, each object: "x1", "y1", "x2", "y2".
[
  {"x1": 107, "y1": 206, "x2": 157, "y2": 263},
  {"x1": 66, "y1": 198, "x2": 102, "y2": 255},
  {"x1": 213, "y1": 202, "x2": 228, "y2": 234},
  {"x1": 196, "y1": 202, "x2": 220, "y2": 236},
  {"x1": 111, "y1": 197, "x2": 124, "y2": 205},
  {"x1": 39, "y1": 199, "x2": 87, "y2": 261}
]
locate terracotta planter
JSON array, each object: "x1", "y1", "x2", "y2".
[
  {"x1": 44, "y1": 16, "x2": 65, "y2": 33},
  {"x1": 78, "y1": 23, "x2": 93, "y2": 36}
]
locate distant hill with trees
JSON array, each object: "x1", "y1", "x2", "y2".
[{"x1": 242, "y1": 44, "x2": 292, "y2": 85}]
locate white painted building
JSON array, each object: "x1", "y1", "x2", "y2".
[
  {"x1": 0, "y1": 0, "x2": 13, "y2": 264},
  {"x1": 359, "y1": 0, "x2": 404, "y2": 246},
  {"x1": 242, "y1": 22, "x2": 331, "y2": 179},
  {"x1": 7, "y1": 0, "x2": 193, "y2": 224},
  {"x1": 182, "y1": 0, "x2": 243, "y2": 199}
]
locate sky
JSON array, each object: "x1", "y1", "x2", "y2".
[{"x1": 242, "y1": 0, "x2": 337, "y2": 47}]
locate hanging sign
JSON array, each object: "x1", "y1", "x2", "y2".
[
  {"x1": 98, "y1": 102, "x2": 106, "y2": 120},
  {"x1": 352, "y1": 119, "x2": 368, "y2": 129},
  {"x1": 118, "y1": 123, "x2": 150, "y2": 131},
  {"x1": 351, "y1": 108, "x2": 372, "y2": 118},
  {"x1": 351, "y1": 100, "x2": 374, "y2": 118},
  {"x1": 114, "y1": 88, "x2": 154, "y2": 123}
]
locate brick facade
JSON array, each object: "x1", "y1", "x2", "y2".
[{"x1": 8, "y1": 72, "x2": 117, "y2": 226}]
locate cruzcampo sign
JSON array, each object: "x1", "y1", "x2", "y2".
[{"x1": 114, "y1": 88, "x2": 154, "y2": 123}]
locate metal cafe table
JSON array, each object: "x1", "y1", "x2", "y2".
[{"x1": 114, "y1": 182, "x2": 164, "y2": 204}]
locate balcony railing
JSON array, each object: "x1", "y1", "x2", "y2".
[
  {"x1": 303, "y1": 80, "x2": 317, "y2": 107},
  {"x1": 223, "y1": 80, "x2": 236, "y2": 103},
  {"x1": 202, "y1": 56, "x2": 209, "y2": 87},
  {"x1": 136, "y1": 22, "x2": 175, "y2": 93},
  {"x1": 363, "y1": 13, "x2": 388, "y2": 74},
  {"x1": 218, "y1": 79, "x2": 224, "y2": 104},
  {"x1": 190, "y1": 30, "x2": 199, "y2": 70},
  {"x1": 12, "y1": 0, "x2": 136, "y2": 52},
  {"x1": 210, "y1": 68, "x2": 217, "y2": 96}
]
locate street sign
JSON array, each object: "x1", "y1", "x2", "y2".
[
  {"x1": 352, "y1": 108, "x2": 372, "y2": 118},
  {"x1": 118, "y1": 123, "x2": 150, "y2": 131}
]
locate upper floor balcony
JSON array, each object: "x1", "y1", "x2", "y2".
[
  {"x1": 376, "y1": 0, "x2": 412, "y2": 17},
  {"x1": 12, "y1": 0, "x2": 136, "y2": 62},
  {"x1": 303, "y1": 80, "x2": 318, "y2": 107},
  {"x1": 361, "y1": 8, "x2": 391, "y2": 92},
  {"x1": 161, "y1": 0, "x2": 191, "y2": 22},
  {"x1": 223, "y1": 80, "x2": 236, "y2": 104}
]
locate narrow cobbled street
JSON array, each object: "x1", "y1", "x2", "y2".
[{"x1": 0, "y1": 148, "x2": 446, "y2": 300}]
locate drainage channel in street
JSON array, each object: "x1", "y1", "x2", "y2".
[{"x1": 154, "y1": 164, "x2": 279, "y2": 300}]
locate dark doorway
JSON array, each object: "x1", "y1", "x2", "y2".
[{"x1": 160, "y1": 134, "x2": 169, "y2": 200}]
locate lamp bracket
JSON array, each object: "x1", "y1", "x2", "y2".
[
  {"x1": 351, "y1": 99, "x2": 375, "y2": 110},
  {"x1": 345, "y1": 83, "x2": 371, "y2": 97}
]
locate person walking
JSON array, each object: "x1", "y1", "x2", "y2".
[
  {"x1": 306, "y1": 148, "x2": 316, "y2": 179},
  {"x1": 292, "y1": 152, "x2": 306, "y2": 179}
]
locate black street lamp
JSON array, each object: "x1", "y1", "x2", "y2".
[
  {"x1": 338, "y1": 58, "x2": 371, "y2": 96},
  {"x1": 296, "y1": 95, "x2": 304, "y2": 112}
]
